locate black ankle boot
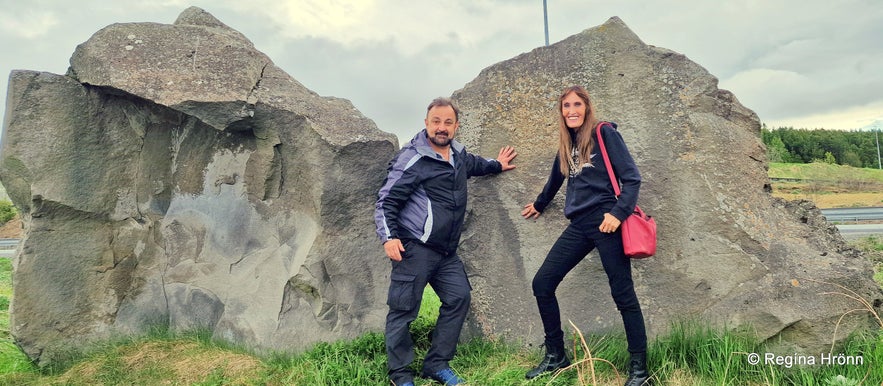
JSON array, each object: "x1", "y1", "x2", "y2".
[
  {"x1": 623, "y1": 351, "x2": 650, "y2": 386},
  {"x1": 525, "y1": 347, "x2": 570, "y2": 379}
]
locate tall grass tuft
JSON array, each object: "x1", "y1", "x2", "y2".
[
  {"x1": 556, "y1": 320, "x2": 625, "y2": 385},
  {"x1": 850, "y1": 235, "x2": 883, "y2": 287},
  {"x1": 266, "y1": 332, "x2": 389, "y2": 385},
  {"x1": 653, "y1": 320, "x2": 763, "y2": 383},
  {"x1": 267, "y1": 286, "x2": 441, "y2": 385},
  {"x1": 0, "y1": 258, "x2": 37, "y2": 378}
]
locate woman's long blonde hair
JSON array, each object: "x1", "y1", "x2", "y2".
[{"x1": 557, "y1": 86, "x2": 599, "y2": 176}]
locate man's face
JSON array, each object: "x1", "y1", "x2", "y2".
[{"x1": 425, "y1": 105, "x2": 459, "y2": 148}]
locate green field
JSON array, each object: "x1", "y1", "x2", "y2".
[
  {"x1": 769, "y1": 162, "x2": 883, "y2": 185},
  {"x1": 769, "y1": 162, "x2": 883, "y2": 208}
]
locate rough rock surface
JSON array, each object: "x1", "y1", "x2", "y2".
[
  {"x1": 3, "y1": 9, "x2": 880, "y2": 366},
  {"x1": 452, "y1": 17, "x2": 882, "y2": 352},
  {"x1": 1, "y1": 7, "x2": 396, "y2": 365}
]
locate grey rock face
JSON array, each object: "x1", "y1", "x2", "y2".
[
  {"x1": 452, "y1": 17, "x2": 882, "y2": 352},
  {"x1": 1, "y1": 7, "x2": 396, "y2": 365},
  {"x1": 2, "y1": 9, "x2": 879, "y2": 367}
]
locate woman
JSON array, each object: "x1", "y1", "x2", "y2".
[{"x1": 522, "y1": 86, "x2": 650, "y2": 385}]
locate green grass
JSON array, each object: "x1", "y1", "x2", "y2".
[
  {"x1": 768, "y1": 162, "x2": 883, "y2": 184},
  {"x1": 0, "y1": 258, "x2": 33, "y2": 377},
  {"x1": 851, "y1": 235, "x2": 883, "y2": 287},
  {"x1": 0, "y1": 263, "x2": 881, "y2": 384},
  {"x1": 768, "y1": 162, "x2": 883, "y2": 207},
  {"x1": 0, "y1": 258, "x2": 11, "y2": 337},
  {"x1": 266, "y1": 331, "x2": 388, "y2": 384}
]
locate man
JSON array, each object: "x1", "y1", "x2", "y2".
[{"x1": 374, "y1": 97, "x2": 516, "y2": 386}]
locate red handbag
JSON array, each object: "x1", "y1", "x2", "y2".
[{"x1": 595, "y1": 122, "x2": 657, "y2": 259}]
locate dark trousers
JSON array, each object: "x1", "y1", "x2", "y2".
[
  {"x1": 385, "y1": 241, "x2": 471, "y2": 384},
  {"x1": 532, "y1": 212, "x2": 647, "y2": 354}
]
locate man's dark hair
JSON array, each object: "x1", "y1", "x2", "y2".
[{"x1": 426, "y1": 97, "x2": 460, "y2": 122}]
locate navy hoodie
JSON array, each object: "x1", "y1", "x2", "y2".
[{"x1": 533, "y1": 122, "x2": 641, "y2": 221}]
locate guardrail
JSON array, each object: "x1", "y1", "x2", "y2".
[
  {"x1": 769, "y1": 177, "x2": 842, "y2": 183},
  {"x1": 769, "y1": 177, "x2": 806, "y2": 182},
  {"x1": 820, "y1": 208, "x2": 883, "y2": 223},
  {"x1": 0, "y1": 239, "x2": 19, "y2": 250}
]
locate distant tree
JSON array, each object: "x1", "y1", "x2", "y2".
[
  {"x1": 763, "y1": 126, "x2": 880, "y2": 168},
  {"x1": 823, "y1": 151, "x2": 837, "y2": 164},
  {"x1": 841, "y1": 150, "x2": 863, "y2": 168},
  {"x1": 0, "y1": 200, "x2": 16, "y2": 225},
  {"x1": 766, "y1": 135, "x2": 790, "y2": 163}
]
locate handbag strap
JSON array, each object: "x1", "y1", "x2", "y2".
[{"x1": 594, "y1": 121, "x2": 621, "y2": 197}]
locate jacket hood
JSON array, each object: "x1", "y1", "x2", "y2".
[{"x1": 407, "y1": 129, "x2": 465, "y2": 157}]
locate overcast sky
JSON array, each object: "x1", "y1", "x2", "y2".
[{"x1": 1, "y1": 0, "x2": 882, "y2": 145}]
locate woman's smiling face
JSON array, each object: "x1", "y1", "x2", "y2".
[{"x1": 561, "y1": 91, "x2": 587, "y2": 129}]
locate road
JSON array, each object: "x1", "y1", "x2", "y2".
[
  {"x1": 820, "y1": 207, "x2": 883, "y2": 240},
  {"x1": 0, "y1": 238, "x2": 17, "y2": 258},
  {"x1": 836, "y1": 224, "x2": 883, "y2": 240}
]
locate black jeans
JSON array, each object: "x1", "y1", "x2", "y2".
[
  {"x1": 385, "y1": 241, "x2": 472, "y2": 384},
  {"x1": 532, "y1": 211, "x2": 647, "y2": 354}
]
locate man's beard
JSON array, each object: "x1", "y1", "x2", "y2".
[{"x1": 429, "y1": 133, "x2": 451, "y2": 147}]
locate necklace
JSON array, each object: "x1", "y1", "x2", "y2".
[{"x1": 569, "y1": 147, "x2": 580, "y2": 178}]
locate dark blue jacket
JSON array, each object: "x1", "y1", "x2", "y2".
[
  {"x1": 533, "y1": 122, "x2": 641, "y2": 221},
  {"x1": 375, "y1": 130, "x2": 502, "y2": 254}
]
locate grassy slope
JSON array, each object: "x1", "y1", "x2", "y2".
[
  {"x1": 768, "y1": 162, "x2": 883, "y2": 182},
  {"x1": 769, "y1": 162, "x2": 883, "y2": 208}
]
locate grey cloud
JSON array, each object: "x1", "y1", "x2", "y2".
[
  {"x1": 268, "y1": 19, "x2": 547, "y2": 145},
  {"x1": 1, "y1": 0, "x2": 881, "y2": 136},
  {"x1": 273, "y1": 35, "x2": 475, "y2": 144}
]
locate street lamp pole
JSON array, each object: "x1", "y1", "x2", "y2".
[
  {"x1": 543, "y1": 0, "x2": 549, "y2": 46},
  {"x1": 876, "y1": 128, "x2": 881, "y2": 169}
]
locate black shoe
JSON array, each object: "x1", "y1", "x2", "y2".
[
  {"x1": 624, "y1": 352, "x2": 650, "y2": 386},
  {"x1": 525, "y1": 350, "x2": 570, "y2": 379}
]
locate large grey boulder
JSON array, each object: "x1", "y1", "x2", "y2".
[
  {"x1": 1, "y1": 7, "x2": 396, "y2": 365},
  {"x1": 3, "y1": 8, "x2": 879, "y2": 367},
  {"x1": 453, "y1": 17, "x2": 882, "y2": 352}
]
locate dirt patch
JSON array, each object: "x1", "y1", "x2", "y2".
[
  {"x1": 56, "y1": 340, "x2": 265, "y2": 385},
  {"x1": 771, "y1": 180, "x2": 883, "y2": 208},
  {"x1": 772, "y1": 192, "x2": 883, "y2": 209},
  {"x1": 0, "y1": 215, "x2": 22, "y2": 239}
]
